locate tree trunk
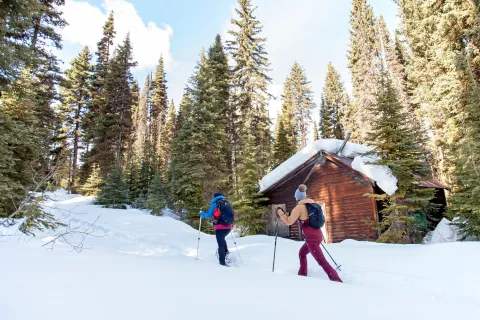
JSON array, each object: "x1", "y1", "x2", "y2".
[
  {"x1": 71, "y1": 105, "x2": 81, "y2": 194},
  {"x1": 31, "y1": 14, "x2": 42, "y2": 51}
]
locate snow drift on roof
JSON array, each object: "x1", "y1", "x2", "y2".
[{"x1": 258, "y1": 139, "x2": 398, "y2": 195}]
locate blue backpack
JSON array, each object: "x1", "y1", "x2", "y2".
[
  {"x1": 216, "y1": 198, "x2": 235, "y2": 225},
  {"x1": 305, "y1": 203, "x2": 325, "y2": 229}
]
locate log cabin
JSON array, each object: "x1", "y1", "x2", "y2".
[{"x1": 259, "y1": 139, "x2": 449, "y2": 243}]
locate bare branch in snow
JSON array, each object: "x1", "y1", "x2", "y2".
[{"x1": 42, "y1": 215, "x2": 106, "y2": 253}]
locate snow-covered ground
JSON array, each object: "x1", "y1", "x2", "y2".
[{"x1": 1, "y1": 191, "x2": 479, "y2": 320}]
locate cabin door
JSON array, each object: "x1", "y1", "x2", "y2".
[{"x1": 268, "y1": 204, "x2": 289, "y2": 237}]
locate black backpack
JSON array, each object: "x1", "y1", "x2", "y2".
[
  {"x1": 305, "y1": 203, "x2": 325, "y2": 229},
  {"x1": 216, "y1": 198, "x2": 235, "y2": 226}
]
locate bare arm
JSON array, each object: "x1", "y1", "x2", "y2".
[{"x1": 278, "y1": 206, "x2": 301, "y2": 226}]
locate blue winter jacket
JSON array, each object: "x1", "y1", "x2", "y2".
[{"x1": 200, "y1": 195, "x2": 225, "y2": 218}]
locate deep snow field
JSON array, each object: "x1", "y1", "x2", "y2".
[{"x1": 1, "y1": 191, "x2": 479, "y2": 320}]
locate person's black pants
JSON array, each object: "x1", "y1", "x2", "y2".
[{"x1": 215, "y1": 229, "x2": 231, "y2": 265}]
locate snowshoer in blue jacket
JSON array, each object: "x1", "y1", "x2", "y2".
[{"x1": 200, "y1": 192, "x2": 234, "y2": 266}]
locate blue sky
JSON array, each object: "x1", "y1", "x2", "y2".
[{"x1": 59, "y1": 0, "x2": 399, "y2": 124}]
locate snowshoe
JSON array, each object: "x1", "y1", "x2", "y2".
[{"x1": 216, "y1": 249, "x2": 234, "y2": 266}]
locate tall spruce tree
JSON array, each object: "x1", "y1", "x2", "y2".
[
  {"x1": 131, "y1": 75, "x2": 150, "y2": 166},
  {"x1": 347, "y1": 0, "x2": 381, "y2": 142},
  {"x1": 59, "y1": 47, "x2": 93, "y2": 193},
  {"x1": 445, "y1": 1, "x2": 480, "y2": 239},
  {"x1": 125, "y1": 79, "x2": 140, "y2": 168},
  {"x1": 208, "y1": 35, "x2": 231, "y2": 190},
  {"x1": 233, "y1": 134, "x2": 267, "y2": 236},
  {"x1": 285, "y1": 61, "x2": 315, "y2": 148},
  {"x1": 82, "y1": 12, "x2": 115, "y2": 182},
  {"x1": 170, "y1": 84, "x2": 204, "y2": 226},
  {"x1": 365, "y1": 74, "x2": 433, "y2": 244},
  {"x1": 168, "y1": 90, "x2": 191, "y2": 200},
  {"x1": 272, "y1": 114, "x2": 291, "y2": 168},
  {"x1": 175, "y1": 92, "x2": 190, "y2": 139},
  {"x1": 320, "y1": 62, "x2": 347, "y2": 139},
  {"x1": 227, "y1": 0, "x2": 272, "y2": 189},
  {"x1": 95, "y1": 34, "x2": 137, "y2": 174},
  {"x1": 278, "y1": 79, "x2": 297, "y2": 156},
  {"x1": 0, "y1": 0, "x2": 66, "y2": 231},
  {"x1": 158, "y1": 99, "x2": 176, "y2": 179},
  {"x1": 170, "y1": 37, "x2": 230, "y2": 228},
  {"x1": 0, "y1": 0, "x2": 38, "y2": 91},
  {"x1": 150, "y1": 55, "x2": 168, "y2": 163}
]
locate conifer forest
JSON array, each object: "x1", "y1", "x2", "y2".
[{"x1": 2, "y1": 0, "x2": 480, "y2": 243}]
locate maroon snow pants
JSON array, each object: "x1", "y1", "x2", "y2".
[{"x1": 298, "y1": 224, "x2": 342, "y2": 282}]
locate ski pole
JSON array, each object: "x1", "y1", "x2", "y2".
[
  {"x1": 230, "y1": 232, "x2": 243, "y2": 263},
  {"x1": 320, "y1": 229, "x2": 341, "y2": 271},
  {"x1": 195, "y1": 210, "x2": 202, "y2": 260},
  {"x1": 272, "y1": 207, "x2": 282, "y2": 272}
]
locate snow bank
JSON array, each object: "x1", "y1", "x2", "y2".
[
  {"x1": 424, "y1": 218, "x2": 459, "y2": 244},
  {"x1": 0, "y1": 192, "x2": 479, "y2": 320},
  {"x1": 259, "y1": 139, "x2": 398, "y2": 195}
]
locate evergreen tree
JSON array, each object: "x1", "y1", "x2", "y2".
[
  {"x1": 347, "y1": 0, "x2": 381, "y2": 142},
  {"x1": 227, "y1": 0, "x2": 272, "y2": 186},
  {"x1": 0, "y1": 0, "x2": 65, "y2": 92},
  {"x1": 135, "y1": 143, "x2": 153, "y2": 207},
  {"x1": 147, "y1": 171, "x2": 166, "y2": 216},
  {"x1": 175, "y1": 92, "x2": 190, "y2": 139},
  {"x1": 233, "y1": 134, "x2": 267, "y2": 236},
  {"x1": 286, "y1": 62, "x2": 315, "y2": 148},
  {"x1": 124, "y1": 79, "x2": 140, "y2": 167},
  {"x1": 50, "y1": 109, "x2": 70, "y2": 189},
  {"x1": 59, "y1": 46, "x2": 93, "y2": 193},
  {"x1": 320, "y1": 62, "x2": 348, "y2": 139},
  {"x1": 169, "y1": 87, "x2": 204, "y2": 225},
  {"x1": 447, "y1": 1, "x2": 480, "y2": 239},
  {"x1": 313, "y1": 120, "x2": 319, "y2": 141},
  {"x1": 131, "y1": 75, "x2": 150, "y2": 165},
  {"x1": 0, "y1": 0, "x2": 67, "y2": 234},
  {"x1": 94, "y1": 34, "x2": 137, "y2": 174},
  {"x1": 158, "y1": 99, "x2": 176, "y2": 179},
  {"x1": 207, "y1": 35, "x2": 231, "y2": 190},
  {"x1": 396, "y1": 0, "x2": 471, "y2": 185},
  {"x1": 278, "y1": 79, "x2": 297, "y2": 155},
  {"x1": 130, "y1": 80, "x2": 140, "y2": 126},
  {"x1": 168, "y1": 91, "x2": 191, "y2": 196},
  {"x1": 272, "y1": 114, "x2": 291, "y2": 168},
  {"x1": 150, "y1": 55, "x2": 168, "y2": 161},
  {"x1": 82, "y1": 12, "x2": 115, "y2": 181},
  {"x1": 0, "y1": 0, "x2": 38, "y2": 91},
  {"x1": 377, "y1": 17, "x2": 409, "y2": 110},
  {"x1": 80, "y1": 163, "x2": 102, "y2": 196},
  {"x1": 96, "y1": 165, "x2": 128, "y2": 209},
  {"x1": 170, "y1": 36, "x2": 230, "y2": 227},
  {"x1": 0, "y1": 111, "x2": 38, "y2": 215},
  {"x1": 365, "y1": 75, "x2": 433, "y2": 243}
]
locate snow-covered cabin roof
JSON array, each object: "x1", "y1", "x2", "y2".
[{"x1": 258, "y1": 139, "x2": 399, "y2": 195}]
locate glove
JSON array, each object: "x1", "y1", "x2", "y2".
[
  {"x1": 200, "y1": 211, "x2": 207, "y2": 218},
  {"x1": 276, "y1": 207, "x2": 284, "y2": 217}
]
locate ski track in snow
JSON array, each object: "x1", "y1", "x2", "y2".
[{"x1": 1, "y1": 191, "x2": 479, "y2": 320}]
